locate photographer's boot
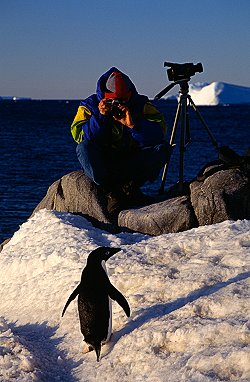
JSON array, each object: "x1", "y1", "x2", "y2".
[
  {"x1": 122, "y1": 181, "x2": 155, "y2": 207},
  {"x1": 106, "y1": 188, "x2": 128, "y2": 218}
]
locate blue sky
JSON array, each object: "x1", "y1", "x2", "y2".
[{"x1": 1, "y1": 0, "x2": 250, "y2": 99}]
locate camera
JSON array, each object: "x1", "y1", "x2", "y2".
[
  {"x1": 164, "y1": 62, "x2": 203, "y2": 82},
  {"x1": 106, "y1": 99, "x2": 124, "y2": 119}
]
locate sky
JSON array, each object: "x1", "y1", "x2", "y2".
[
  {"x1": 1, "y1": 0, "x2": 250, "y2": 99},
  {"x1": 0, "y1": 209, "x2": 249, "y2": 381}
]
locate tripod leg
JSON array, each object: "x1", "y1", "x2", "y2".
[
  {"x1": 185, "y1": 101, "x2": 190, "y2": 144},
  {"x1": 159, "y1": 101, "x2": 182, "y2": 194},
  {"x1": 179, "y1": 96, "x2": 188, "y2": 190},
  {"x1": 188, "y1": 96, "x2": 219, "y2": 150},
  {"x1": 170, "y1": 101, "x2": 182, "y2": 146}
]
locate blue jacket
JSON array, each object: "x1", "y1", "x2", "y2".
[{"x1": 71, "y1": 67, "x2": 166, "y2": 149}]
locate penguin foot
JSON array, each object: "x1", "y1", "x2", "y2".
[
  {"x1": 101, "y1": 332, "x2": 113, "y2": 345},
  {"x1": 82, "y1": 343, "x2": 93, "y2": 354}
]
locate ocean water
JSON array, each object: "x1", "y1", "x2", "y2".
[{"x1": 1, "y1": 100, "x2": 249, "y2": 243}]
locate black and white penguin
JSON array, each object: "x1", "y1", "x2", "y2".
[{"x1": 62, "y1": 246, "x2": 130, "y2": 361}]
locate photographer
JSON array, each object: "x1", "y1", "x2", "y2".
[{"x1": 71, "y1": 67, "x2": 170, "y2": 216}]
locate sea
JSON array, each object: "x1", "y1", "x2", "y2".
[{"x1": 1, "y1": 99, "x2": 250, "y2": 243}]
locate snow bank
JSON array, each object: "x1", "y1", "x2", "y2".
[
  {"x1": 166, "y1": 82, "x2": 250, "y2": 106},
  {"x1": 0, "y1": 318, "x2": 36, "y2": 381},
  {"x1": 0, "y1": 209, "x2": 249, "y2": 381}
]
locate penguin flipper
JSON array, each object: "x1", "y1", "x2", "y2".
[
  {"x1": 108, "y1": 283, "x2": 130, "y2": 317},
  {"x1": 62, "y1": 285, "x2": 80, "y2": 317}
]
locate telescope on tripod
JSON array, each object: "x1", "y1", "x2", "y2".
[{"x1": 155, "y1": 61, "x2": 219, "y2": 194}]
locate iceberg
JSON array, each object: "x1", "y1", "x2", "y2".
[
  {"x1": 165, "y1": 82, "x2": 250, "y2": 106},
  {"x1": 0, "y1": 96, "x2": 32, "y2": 101}
]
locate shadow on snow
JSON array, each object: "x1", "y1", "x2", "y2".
[
  {"x1": 107, "y1": 271, "x2": 250, "y2": 355},
  {"x1": 10, "y1": 321, "x2": 81, "y2": 382}
]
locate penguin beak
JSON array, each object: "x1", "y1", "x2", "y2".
[{"x1": 103, "y1": 247, "x2": 121, "y2": 261}]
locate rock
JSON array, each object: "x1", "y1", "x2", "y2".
[
  {"x1": 190, "y1": 167, "x2": 250, "y2": 226},
  {"x1": 118, "y1": 196, "x2": 198, "y2": 236},
  {"x1": 32, "y1": 171, "x2": 117, "y2": 232},
  {"x1": 1, "y1": 159, "x2": 249, "y2": 254},
  {"x1": 0, "y1": 238, "x2": 11, "y2": 252},
  {"x1": 22, "y1": 165, "x2": 250, "y2": 236}
]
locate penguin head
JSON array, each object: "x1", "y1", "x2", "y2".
[{"x1": 87, "y1": 246, "x2": 121, "y2": 265}]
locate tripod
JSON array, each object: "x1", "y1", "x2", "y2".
[{"x1": 155, "y1": 79, "x2": 219, "y2": 194}]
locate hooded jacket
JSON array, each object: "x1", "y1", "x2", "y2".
[{"x1": 70, "y1": 67, "x2": 166, "y2": 149}]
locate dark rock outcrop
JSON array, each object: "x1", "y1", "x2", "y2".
[
  {"x1": 32, "y1": 171, "x2": 117, "y2": 232},
  {"x1": 118, "y1": 196, "x2": 198, "y2": 235},
  {"x1": 1, "y1": 155, "x2": 249, "y2": 252},
  {"x1": 30, "y1": 162, "x2": 249, "y2": 236},
  {"x1": 190, "y1": 167, "x2": 250, "y2": 226}
]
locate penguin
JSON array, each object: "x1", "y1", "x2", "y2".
[{"x1": 62, "y1": 246, "x2": 130, "y2": 361}]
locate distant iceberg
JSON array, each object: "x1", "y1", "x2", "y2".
[
  {"x1": 165, "y1": 82, "x2": 250, "y2": 106},
  {"x1": 0, "y1": 96, "x2": 32, "y2": 101},
  {"x1": 0, "y1": 96, "x2": 13, "y2": 100}
]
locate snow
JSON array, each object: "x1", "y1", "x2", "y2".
[
  {"x1": 0, "y1": 209, "x2": 249, "y2": 382},
  {"x1": 165, "y1": 82, "x2": 250, "y2": 106}
]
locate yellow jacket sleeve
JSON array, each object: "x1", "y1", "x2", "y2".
[
  {"x1": 143, "y1": 102, "x2": 167, "y2": 136},
  {"x1": 70, "y1": 105, "x2": 92, "y2": 143}
]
